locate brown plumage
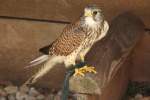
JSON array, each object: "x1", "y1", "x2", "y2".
[
  {"x1": 49, "y1": 21, "x2": 85, "y2": 56},
  {"x1": 24, "y1": 4, "x2": 109, "y2": 85}
]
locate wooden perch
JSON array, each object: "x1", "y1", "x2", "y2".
[{"x1": 69, "y1": 12, "x2": 145, "y2": 98}]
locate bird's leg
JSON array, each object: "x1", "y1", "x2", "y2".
[
  {"x1": 80, "y1": 53, "x2": 85, "y2": 62},
  {"x1": 73, "y1": 53, "x2": 97, "y2": 77}
]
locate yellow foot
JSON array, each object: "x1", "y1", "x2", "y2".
[{"x1": 73, "y1": 66, "x2": 97, "y2": 77}]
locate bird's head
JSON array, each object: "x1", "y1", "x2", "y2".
[{"x1": 81, "y1": 4, "x2": 104, "y2": 27}]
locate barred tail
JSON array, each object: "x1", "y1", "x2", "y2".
[{"x1": 24, "y1": 56, "x2": 64, "y2": 85}]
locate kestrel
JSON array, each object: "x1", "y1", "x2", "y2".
[{"x1": 24, "y1": 4, "x2": 109, "y2": 85}]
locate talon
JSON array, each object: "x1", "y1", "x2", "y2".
[
  {"x1": 73, "y1": 68, "x2": 85, "y2": 77},
  {"x1": 73, "y1": 66, "x2": 97, "y2": 77},
  {"x1": 82, "y1": 66, "x2": 97, "y2": 74}
]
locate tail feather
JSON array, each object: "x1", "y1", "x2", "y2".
[
  {"x1": 25, "y1": 55, "x2": 49, "y2": 68},
  {"x1": 24, "y1": 56, "x2": 64, "y2": 85},
  {"x1": 30, "y1": 55, "x2": 48, "y2": 63}
]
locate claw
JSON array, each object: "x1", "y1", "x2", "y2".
[
  {"x1": 73, "y1": 68, "x2": 85, "y2": 77},
  {"x1": 82, "y1": 66, "x2": 97, "y2": 74},
  {"x1": 73, "y1": 66, "x2": 97, "y2": 77}
]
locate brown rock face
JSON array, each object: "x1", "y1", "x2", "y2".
[
  {"x1": 0, "y1": 18, "x2": 65, "y2": 86},
  {"x1": 0, "y1": 0, "x2": 149, "y2": 27},
  {"x1": 131, "y1": 32, "x2": 150, "y2": 82}
]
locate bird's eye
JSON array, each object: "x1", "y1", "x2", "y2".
[{"x1": 93, "y1": 11, "x2": 97, "y2": 15}]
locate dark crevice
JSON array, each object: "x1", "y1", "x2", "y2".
[{"x1": 145, "y1": 28, "x2": 150, "y2": 32}]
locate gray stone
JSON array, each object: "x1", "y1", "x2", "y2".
[
  {"x1": 16, "y1": 91, "x2": 27, "y2": 100},
  {"x1": 45, "y1": 94, "x2": 55, "y2": 100},
  {"x1": 0, "y1": 89, "x2": 7, "y2": 96},
  {"x1": 134, "y1": 94, "x2": 143, "y2": 100},
  {"x1": 0, "y1": 96, "x2": 6, "y2": 100},
  {"x1": 8, "y1": 94, "x2": 16, "y2": 100},
  {"x1": 28, "y1": 87, "x2": 40, "y2": 97},
  {"x1": 36, "y1": 94, "x2": 45, "y2": 100},
  {"x1": 25, "y1": 96, "x2": 36, "y2": 100},
  {"x1": 4, "y1": 85, "x2": 18, "y2": 94},
  {"x1": 19, "y1": 86, "x2": 29, "y2": 93},
  {"x1": 54, "y1": 95, "x2": 61, "y2": 100},
  {"x1": 74, "y1": 94, "x2": 88, "y2": 100},
  {"x1": 69, "y1": 76, "x2": 101, "y2": 94}
]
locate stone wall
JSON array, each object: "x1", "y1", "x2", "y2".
[{"x1": 0, "y1": 0, "x2": 149, "y2": 27}]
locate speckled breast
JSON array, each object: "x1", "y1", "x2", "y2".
[{"x1": 81, "y1": 30, "x2": 100, "y2": 51}]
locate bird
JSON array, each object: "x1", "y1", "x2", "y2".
[{"x1": 24, "y1": 4, "x2": 109, "y2": 85}]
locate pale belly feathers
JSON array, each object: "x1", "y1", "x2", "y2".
[{"x1": 64, "y1": 32, "x2": 98, "y2": 67}]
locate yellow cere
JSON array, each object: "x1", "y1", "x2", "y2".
[{"x1": 84, "y1": 10, "x2": 93, "y2": 17}]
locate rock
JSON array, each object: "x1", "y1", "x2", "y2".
[
  {"x1": 134, "y1": 94, "x2": 143, "y2": 100},
  {"x1": 73, "y1": 94, "x2": 88, "y2": 100},
  {"x1": 0, "y1": 96, "x2": 6, "y2": 100},
  {"x1": 19, "y1": 86, "x2": 29, "y2": 93},
  {"x1": 16, "y1": 91, "x2": 27, "y2": 100},
  {"x1": 4, "y1": 85, "x2": 18, "y2": 94},
  {"x1": 0, "y1": 89, "x2": 7, "y2": 96},
  {"x1": 28, "y1": 87, "x2": 40, "y2": 97},
  {"x1": 0, "y1": 85, "x2": 65, "y2": 100},
  {"x1": 36, "y1": 94, "x2": 45, "y2": 100},
  {"x1": 54, "y1": 91, "x2": 61, "y2": 100},
  {"x1": 54, "y1": 95, "x2": 61, "y2": 100},
  {"x1": 25, "y1": 96, "x2": 36, "y2": 100},
  {"x1": 69, "y1": 76, "x2": 101, "y2": 94},
  {"x1": 45, "y1": 94, "x2": 55, "y2": 100},
  {"x1": 8, "y1": 94, "x2": 16, "y2": 100},
  {"x1": 57, "y1": 91, "x2": 62, "y2": 96}
]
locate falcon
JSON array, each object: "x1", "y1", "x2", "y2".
[{"x1": 24, "y1": 4, "x2": 109, "y2": 85}]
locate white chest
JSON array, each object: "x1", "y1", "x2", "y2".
[{"x1": 85, "y1": 17, "x2": 98, "y2": 28}]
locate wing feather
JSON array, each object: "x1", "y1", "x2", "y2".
[
  {"x1": 50, "y1": 21, "x2": 86, "y2": 56},
  {"x1": 39, "y1": 43, "x2": 53, "y2": 55}
]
